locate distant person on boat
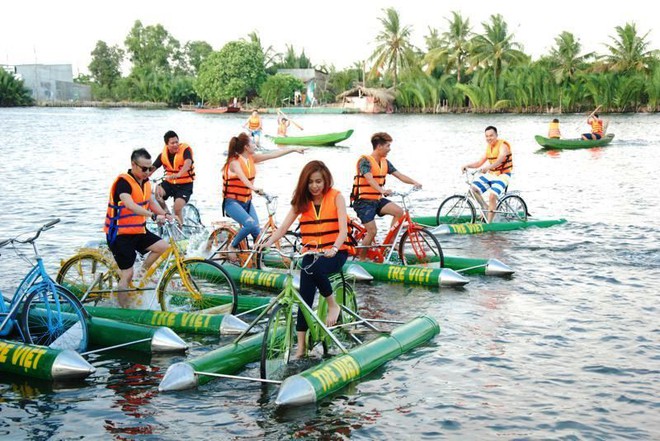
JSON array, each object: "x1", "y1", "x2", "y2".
[
  {"x1": 548, "y1": 118, "x2": 561, "y2": 139},
  {"x1": 582, "y1": 113, "x2": 605, "y2": 140},
  {"x1": 350, "y1": 132, "x2": 422, "y2": 261},
  {"x1": 260, "y1": 160, "x2": 351, "y2": 358},
  {"x1": 222, "y1": 133, "x2": 305, "y2": 262},
  {"x1": 104, "y1": 148, "x2": 172, "y2": 308},
  {"x1": 152, "y1": 130, "x2": 195, "y2": 226},
  {"x1": 244, "y1": 110, "x2": 263, "y2": 147},
  {"x1": 461, "y1": 126, "x2": 513, "y2": 223},
  {"x1": 277, "y1": 115, "x2": 290, "y2": 137}
]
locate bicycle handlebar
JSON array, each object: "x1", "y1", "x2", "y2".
[
  {"x1": 390, "y1": 187, "x2": 421, "y2": 198},
  {"x1": 259, "y1": 192, "x2": 277, "y2": 204},
  {"x1": 5, "y1": 218, "x2": 60, "y2": 245},
  {"x1": 263, "y1": 247, "x2": 324, "y2": 260}
]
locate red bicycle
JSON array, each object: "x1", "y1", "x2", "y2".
[{"x1": 349, "y1": 188, "x2": 444, "y2": 267}]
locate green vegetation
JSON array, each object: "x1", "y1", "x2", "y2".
[
  {"x1": 0, "y1": 69, "x2": 33, "y2": 106},
  {"x1": 76, "y1": 12, "x2": 659, "y2": 112}
]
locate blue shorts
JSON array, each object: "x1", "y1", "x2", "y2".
[
  {"x1": 352, "y1": 198, "x2": 392, "y2": 224},
  {"x1": 582, "y1": 133, "x2": 602, "y2": 140},
  {"x1": 250, "y1": 129, "x2": 262, "y2": 138},
  {"x1": 473, "y1": 173, "x2": 510, "y2": 197}
]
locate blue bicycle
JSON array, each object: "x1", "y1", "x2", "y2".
[{"x1": 0, "y1": 219, "x2": 88, "y2": 352}]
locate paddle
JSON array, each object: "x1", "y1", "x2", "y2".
[
  {"x1": 278, "y1": 108, "x2": 303, "y2": 131},
  {"x1": 574, "y1": 105, "x2": 602, "y2": 134}
]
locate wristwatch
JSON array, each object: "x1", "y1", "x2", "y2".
[
  {"x1": 151, "y1": 213, "x2": 158, "y2": 221},
  {"x1": 331, "y1": 246, "x2": 339, "y2": 252}
]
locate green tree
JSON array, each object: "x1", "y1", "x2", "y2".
[
  {"x1": 0, "y1": 69, "x2": 33, "y2": 106},
  {"x1": 547, "y1": 31, "x2": 591, "y2": 85},
  {"x1": 604, "y1": 22, "x2": 657, "y2": 73},
  {"x1": 184, "y1": 40, "x2": 213, "y2": 75},
  {"x1": 194, "y1": 41, "x2": 267, "y2": 104},
  {"x1": 259, "y1": 73, "x2": 304, "y2": 106},
  {"x1": 244, "y1": 31, "x2": 281, "y2": 72},
  {"x1": 469, "y1": 14, "x2": 526, "y2": 97},
  {"x1": 277, "y1": 44, "x2": 312, "y2": 69},
  {"x1": 124, "y1": 20, "x2": 182, "y2": 74},
  {"x1": 89, "y1": 40, "x2": 124, "y2": 89},
  {"x1": 423, "y1": 11, "x2": 472, "y2": 83},
  {"x1": 369, "y1": 7, "x2": 415, "y2": 88}
]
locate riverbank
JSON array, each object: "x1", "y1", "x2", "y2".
[{"x1": 37, "y1": 100, "x2": 168, "y2": 109}]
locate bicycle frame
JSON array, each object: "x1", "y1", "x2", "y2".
[
  {"x1": 351, "y1": 190, "x2": 421, "y2": 264},
  {"x1": 461, "y1": 171, "x2": 519, "y2": 223},
  {"x1": 233, "y1": 250, "x2": 348, "y2": 354}
]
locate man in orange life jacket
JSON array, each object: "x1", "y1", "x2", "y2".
[
  {"x1": 581, "y1": 113, "x2": 605, "y2": 140},
  {"x1": 104, "y1": 148, "x2": 173, "y2": 307},
  {"x1": 351, "y1": 132, "x2": 422, "y2": 260},
  {"x1": 461, "y1": 126, "x2": 513, "y2": 223},
  {"x1": 152, "y1": 130, "x2": 195, "y2": 226}
]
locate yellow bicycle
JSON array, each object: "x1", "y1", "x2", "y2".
[{"x1": 56, "y1": 222, "x2": 238, "y2": 314}]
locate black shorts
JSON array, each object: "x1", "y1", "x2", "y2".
[
  {"x1": 161, "y1": 181, "x2": 193, "y2": 203},
  {"x1": 352, "y1": 198, "x2": 392, "y2": 224},
  {"x1": 107, "y1": 231, "x2": 162, "y2": 270}
]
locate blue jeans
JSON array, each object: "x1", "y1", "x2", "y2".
[{"x1": 223, "y1": 198, "x2": 260, "y2": 247}]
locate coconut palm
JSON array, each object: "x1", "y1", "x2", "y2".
[
  {"x1": 604, "y1": 22, "x2": 657, "y2": 73},
  {"x1": 369, "y1": 7, "x2": 415, "y2": 88},
  {"x1": 244, "y1": 31, "x2": 281, "y2": 70},
  {"x1": 423, "y1": 11, "x2": 472, "y2": 83},
  {"x1": 548, "y1": 31, "x2": 593, "y2": 85},
  {"x1": 469, "y1": 14, "x2": 526, "y2": 99}
]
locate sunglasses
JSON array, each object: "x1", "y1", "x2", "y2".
[{"x1": 133, "y1": 162, "x2": 155, "y2": 173}]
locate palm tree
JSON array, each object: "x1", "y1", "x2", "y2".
[
  {"x1": 423, "y1": 11, "x2": 472, "y2": 83},
  {"x1": 548, "y1": 31, "x2": 593, "y2": 85},
  {"x1": 369, "y1": 7, "x2": 415, "y2": 88},
  {"x1": 244, "y1": 31, "x2": 281, "y2": 70},
  {"x1": 604, "y1": 22, "x2": 657, "y2": 73},
  {"x1": 469, "y1": 14, "x2": 526, "y2": 98}
]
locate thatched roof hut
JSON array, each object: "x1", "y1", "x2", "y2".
[{"x1": 336, "y1": 86, "x2": 395, "y2": 113}]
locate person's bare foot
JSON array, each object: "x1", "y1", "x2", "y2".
[
  {"x1": 292, "y1": 348, "x2": 306, "y2": 360},
  {"x1": 325, "y1": 300, "x2": 340, "y2": 327}
]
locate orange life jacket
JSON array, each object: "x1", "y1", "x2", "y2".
[
  {"x1": 548, "y1": 122, "x2": 561, "y2": 139},
  {"x1": 161, "y1": 143, "x2": 195, "y2": 184},
  {"x1": 351, "y1": 155, "x2": 388, "y2": 203},
  {"x1": 222, "y1": 155, "x2": 256, "y2": 203},
  {"x1": 247, "y1": 115, "x2": 261, "y2": 130},
  {"x1": 589, "y1": 118, "x2": 604, "y2": 135},
  {"x1": 104, "y1": 173, "x2": 151, "y2": 243},
  {"x1": 486, "y1": 139, "x2": 513, "y2": 175},
  {"x1": 299, "y1": 188, "x2": 353, "y2": 253}
]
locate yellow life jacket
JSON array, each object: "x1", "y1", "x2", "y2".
[
  {"x1": 486, "y1": 139, "x2": 513, "y2": 175},
  {"x1": 247, "y1": 115, "x2": 261, "y2": 130},
  {"x1": 590, "y1": 118, "x2": 604, "y2": 135},
  {"x1": 548, "y1": 122, "x2": 561, "y2": 139}
]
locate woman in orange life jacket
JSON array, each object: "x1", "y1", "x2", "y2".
[
  {"x1": 582, "y1": 113, "x2": 605, "y2": 140},
  {"x1": 222, "y1": 133, "x2": 305, "y2": 259},
  {"x1": 260, "y1": 160, "x2": 352, "y2": 358}
]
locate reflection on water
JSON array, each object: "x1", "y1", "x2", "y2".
[{"x1": 0, "y1": 108, "x2": 659, "y2": 439}]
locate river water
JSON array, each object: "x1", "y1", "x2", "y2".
[{"x1": 0, "y1": 108, "x2": 658, "y2": 439}]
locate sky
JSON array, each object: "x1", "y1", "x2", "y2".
[{"x1": 1, "y1": 0, "x2": 657, "y2": 76}]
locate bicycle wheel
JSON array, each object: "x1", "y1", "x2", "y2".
[
  {"x1": 436, "y1": 195, "x2": 476, "y2": 224},
  {"x1": 398, "y1": 227, "x2": 444, "y2": 267},
  {"x1": 182, "y1": 203, "x2": 203, "y2": 237},
  {"x1": 496, "y1": 194, "x2": 528, "y2": 222},
  {"x1": 319, "y1": 274, "x2": 359, "y2": 354},
  {"x1": 56, "y1": 252, "x2": 120, "y2": 306},
  {"x1": 21, "y1": 283, "x2": 88, "y2": 352},
  {"x1": 157, "y1": 258, "x2": 238, "y2": 314},
  {"x1": 205, "y1": 226, "x2": 245, "y2": 263},
  {"x1": 257, "y1": 231, "x2": 301, "y2": 270},
  {"x1": 260, "y1": 302, "x2": 295, "y2": 380}
]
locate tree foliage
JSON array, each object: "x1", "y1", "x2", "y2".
[
  {"x1": 194, "y1": 41, "x2": 266, "y2": 104},
  {"x1": 89, "y1": 40, "x2": 124, "y2": 89},
  {"x1": 369, "y1": 7, "x2": 416, "y2": 88},
  {"x1": 0, "y1": 69, "x2": 33, "y2": 106},
  {"x1": 259, "y1": 74, "x2": 304, "y2": 106}
]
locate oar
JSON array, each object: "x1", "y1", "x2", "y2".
[
  {"x1": 278, "y1": 108, "x2": 303, "y2": 131},
  {"x1": 587, "y1": 105, "x2": 602, "y2": 120}
]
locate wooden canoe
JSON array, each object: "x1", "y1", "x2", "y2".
[
  {"x1": 268, "y1": 129, "x2": 354, "y2": 146},
  {"x1": 535, "y1": 133, "x2": 615, "y2": 149}
]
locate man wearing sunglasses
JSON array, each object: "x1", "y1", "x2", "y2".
[
  {"x1": 104, "y1": 148, "x2": 172, "y2": 308},
  {"x1": 152, "y1": 130, "x2": 195, "y2": 226}
]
